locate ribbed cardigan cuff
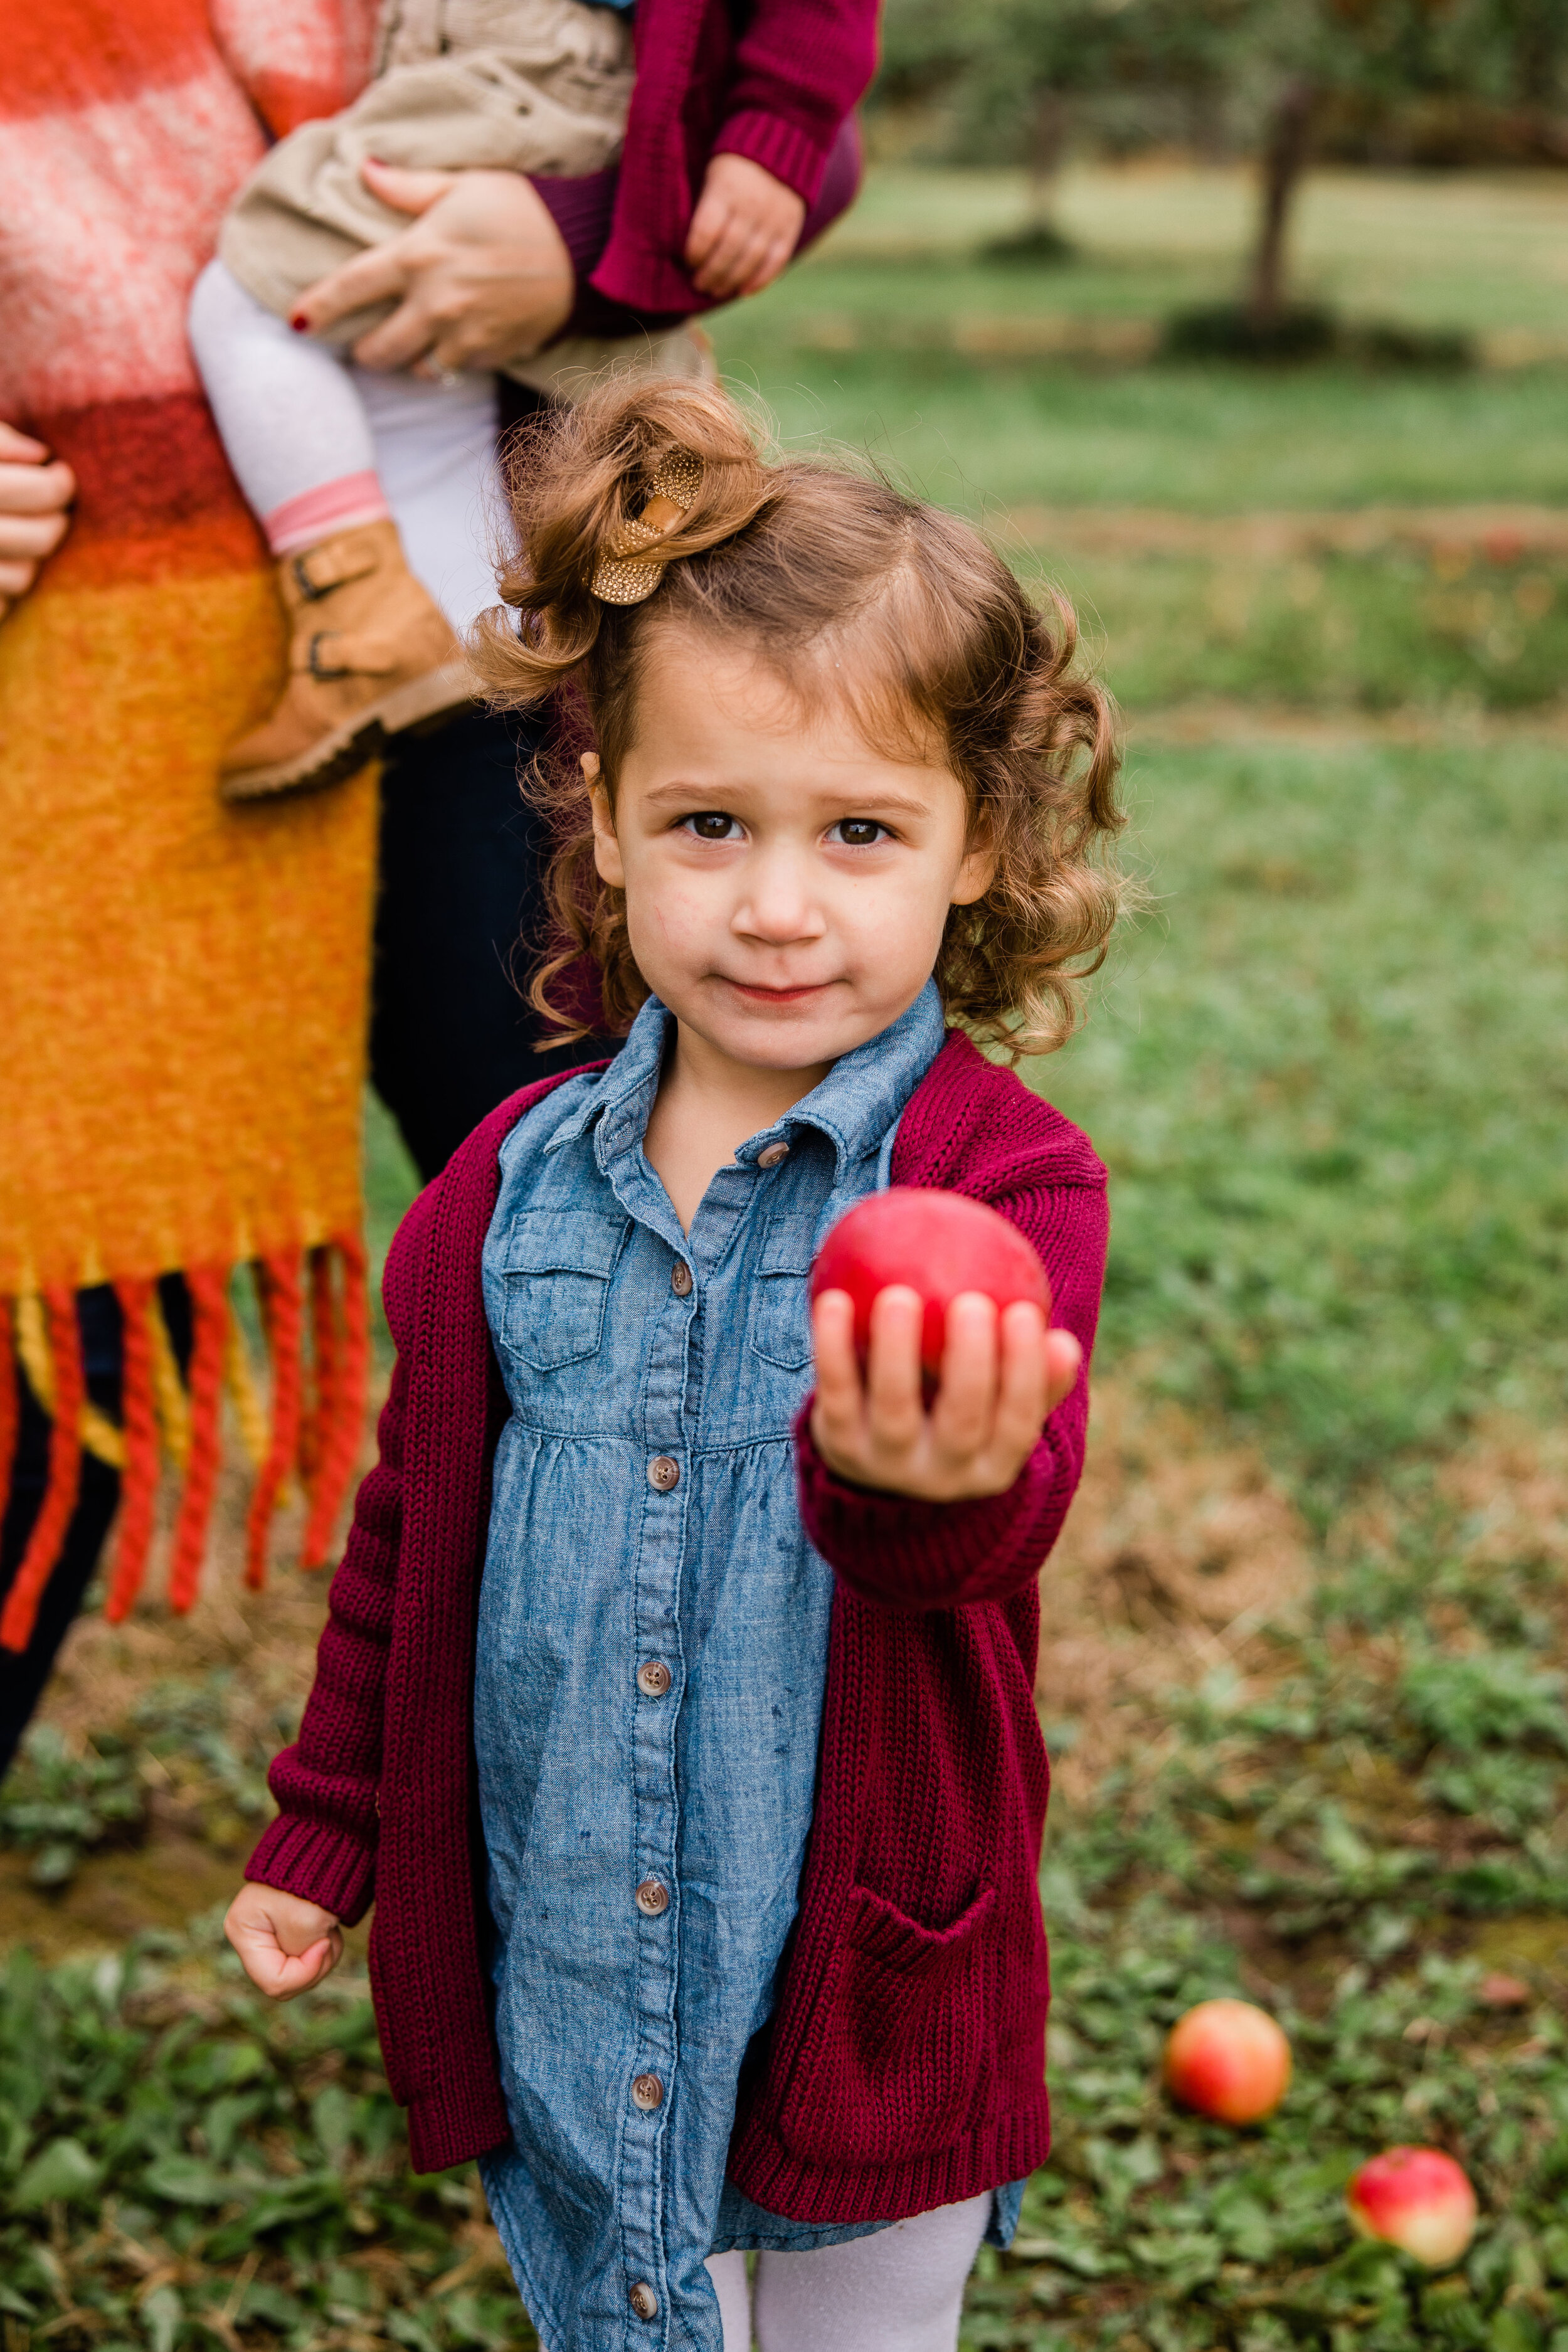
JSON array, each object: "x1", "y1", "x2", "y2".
[
  {"x1": 245, "y1": 1811, "x2": 377, "y2": 1927},
  {"x1": 405, "y1": 2077, "x2": 512, "y2": 2178},
  {"x1": 710, "y1": 108, "x2": 832, "y2": 207},
  {"x1": 794, "y1": 1409, "x2": 1046, "y2": 1610}
]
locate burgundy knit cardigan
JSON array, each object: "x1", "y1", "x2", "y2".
[
  {"x1": 247, "y1": 1031, "x2": 1108, "y2": 2215},
  {"x1": 534, "y1": 0, "x2": 879, "y2": 329}
]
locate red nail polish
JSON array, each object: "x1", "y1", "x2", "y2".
[{"x1": 290, "y1": 312, "x2": 309, "y2": 332}]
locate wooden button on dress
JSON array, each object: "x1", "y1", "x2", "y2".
[
  {"x1": 647, "y1": 1455, "x2": 679, "y2": 1491},
  {"x1": 670, "y1": 1260, "x2": 692, "y2": 1296},
  {"x1": 756, "y1": 1141, "x2": 790, "y2": 1168},
  {"x1": 628, "y1": 2282, "x2": 659, "y2": 2321},
  {"x1": 631, "y1": 2072, "x2": 664, "y2": 2111},
  {"x1": 637, "y1": 1660, "x2": 672, "y2": 1697},
  {"x1": 635, "y1": 1878, "x2": 669, "y2": 1916}
]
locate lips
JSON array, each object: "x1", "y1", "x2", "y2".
[{"x1": 723, "y1": 980, "x2": 832, "y2": 1004}]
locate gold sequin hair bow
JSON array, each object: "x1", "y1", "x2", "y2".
[{"x1": 590, "y1": 448, "x2": 703, "y2": 606}]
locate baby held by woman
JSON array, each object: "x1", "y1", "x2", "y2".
[{"x1": 189, "y1": 0, "x2": 872, "y2": 801}]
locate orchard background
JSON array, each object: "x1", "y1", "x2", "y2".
[{"x1": 3, "y1": 131, "x2": 1567, "y2": 2352}]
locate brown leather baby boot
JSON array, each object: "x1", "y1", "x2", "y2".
[{"x1": 220, "y1": 519, "x2": 473, "y2": 803}]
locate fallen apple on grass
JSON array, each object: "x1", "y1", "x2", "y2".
[
  {"x1": 1162, "y1": 1998, "x2": 1292, "y2": 2124},
  {"x1": 810, "y1": 1188, "x2": 1052, "y2": 1384},
  {"x1": 1347, "y1": 2146, "x2": 1478, "y2": 2268}
]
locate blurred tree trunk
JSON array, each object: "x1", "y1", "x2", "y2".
[
  {"x1": 1027, "y1": 87, "x2": 1069, "y2": 228},
  {"x1": 1249, "y1": 77, "x2": 1316, "y2": 325}
]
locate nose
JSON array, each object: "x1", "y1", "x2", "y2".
[{"x1": 731, "y1": 845, "x2": 826, "y2": 946}]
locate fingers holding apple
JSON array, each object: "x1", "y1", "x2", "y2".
[{"x1": 808, "y1": 1187, "x2": 1079, "y2": 1502}]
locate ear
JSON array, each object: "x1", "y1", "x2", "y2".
[
  {"x1": 951, "y1": 812, "x2": 997, "y2": 908},
  {"x1": 586, "y1": 756, "x2": 625, "y2": 888}
]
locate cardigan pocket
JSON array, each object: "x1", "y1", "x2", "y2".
[
  {"x1": 775, "y1": 1880, "x2": 998, "y2": 2164},
  {"x1": 499, "y1": 1210, "x2": 629, "y2": 1370}
]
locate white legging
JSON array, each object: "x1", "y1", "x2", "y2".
[{"x1": 702, "y1": 2191, "x2": 992, "y2": 2352}]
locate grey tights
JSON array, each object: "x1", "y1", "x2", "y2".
[{"x1": 702, "y1": 2191, "x2": 992, "y2": 2352}]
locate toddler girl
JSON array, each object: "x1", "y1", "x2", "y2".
[
  {"x1": 225, "y1": 376, "x2": 1126, "y2": 2352},
  {"x1": 188, "y1": 0, "x2": 867, "y2": 803}
]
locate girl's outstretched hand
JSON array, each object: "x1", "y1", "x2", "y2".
[
  {"x1": 225, "y1": 1883, "x2": 343, "y2": 2000},
  {"x1": 811, "y1": 1286, "x2": 1081, "y2": 1503}
]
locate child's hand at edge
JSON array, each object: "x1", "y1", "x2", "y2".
[
  {"x1": 225, "y1": 1883, "x2": 344, "y2": 2001},
  {"x1": 685, "y1": 155, "x2": 807, "y2": 299},
  {"x1": 810, "y1": 1287, "x2": 1083, "y2": 1503}
]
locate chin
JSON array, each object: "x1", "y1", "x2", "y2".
[{"x1": 709, "y1": 1000, "x2": 867, "y2": 1067}]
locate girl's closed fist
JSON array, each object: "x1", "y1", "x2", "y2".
[
  {"x1": 225, "y1": 1882, "x2": 343, "y2": 2000},
  {"x1": 811, "y1": 1285, "x2": 1082, "y2": 1503}
]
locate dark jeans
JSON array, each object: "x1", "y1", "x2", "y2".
[
  {"x1": 371, "y1": 702, "x2": 608, "y2": 1182},
  {"x1": 0, "y1": 703, "x2": 608, "y2": 1769}
]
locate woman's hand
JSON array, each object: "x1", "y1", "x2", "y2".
[
  {"x1": 292, "y1": 161, "x2": 575, "y2": 373},
  {"x1": 0, "y1": 423, "x2": 75, "y2": 618},
  {"x1": 225, "y1": 1882, "x2": 344, "y2": 2000},
  {"x1": 810, "y1": 1286, "x2": 1082, "y2": 1503},
  {"x1": 684, "y1": 154, "x2": 807, "y2": 299}
]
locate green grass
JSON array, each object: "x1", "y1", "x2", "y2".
[
  {"x1": 825, "y1": 165, "x2": 1568, "y2": 339},
  {"x1": 1057, "y1": 549, "x2": 1568, "y2": 713},
  {"x1": 709, "y1": 340, "x2": 1568, "y2": 513},
  {"x1": 1033, "y1": 731, "x2": 1568, "y2": 1503},
  {"x1": 26, "y1": 156, "x2": 1567, "y2": 2352}
]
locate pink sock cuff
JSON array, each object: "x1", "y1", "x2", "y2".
[{"x1": 263, "y1": 472, "x2": 392, "y2": 556}]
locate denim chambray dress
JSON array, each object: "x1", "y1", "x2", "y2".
[{"x1": 473, "y1": 982, "x2": 1022, "y2": 2352}]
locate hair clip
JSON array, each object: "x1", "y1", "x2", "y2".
[{"x1": 590, "y1": 448, "x2": 703, "y2": 606}]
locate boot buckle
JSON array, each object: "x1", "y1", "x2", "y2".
[
  {"x1": 293, "y1": 553, "x2": 333, "y2": 601},
  {"x1": 307, "y1": 632, "x2": 353, "y2": 681}
]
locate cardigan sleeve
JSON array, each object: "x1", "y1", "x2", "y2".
[
  {"x1": 534, "y1": 113, "x2": 862, "y2": 341},
  {"x1": 707, "y1": 0, "x2": 879, "y2": 209},
  {"x1": 795, "y1": 1175, "x2": 1108, "y2": 1611},
  {"x1": 243, "y1": 1188, "x2": 432, "y2": 1923}
]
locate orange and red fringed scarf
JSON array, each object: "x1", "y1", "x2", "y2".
[{"x1": 0, "y1": 0, "x2": 383, "y2": 1650}]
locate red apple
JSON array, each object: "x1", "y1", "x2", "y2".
[
  {"x1": 810, "y1": 1187, "x2": 1052, "y2": 1382},
  {"x1": 1347, "y1": 2147, "x2": 1477, "y2": 2268},
  {"x1": 1162, "y1": 1998, "x2": 1292, "y2": 2124}
]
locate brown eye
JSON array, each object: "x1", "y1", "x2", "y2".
[
  {"x1": 687, "y1": 812, "x2": 737, "y2": 840},
  {"x1": 830, "y1": 819, "x2": 886, "y2": 848}
]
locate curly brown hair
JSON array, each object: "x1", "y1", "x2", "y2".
[{"x1": 471, "y1": 375, "x2": 1130, "y2": 1059}]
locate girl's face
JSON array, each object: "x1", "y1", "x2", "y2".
[{"x1": 588, "y1": 629, "x2": 995, "y2": 1079}]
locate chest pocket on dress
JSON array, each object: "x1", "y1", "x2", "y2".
[
  {"x1": 749, "y1": 1216, "x2": 815, "y2": 1371},
  {"x1": 501, "y1": 1210, "x2": 630, "y2": 1370}
]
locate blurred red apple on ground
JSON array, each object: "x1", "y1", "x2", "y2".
[
  {"x1": 810, "y1": 1188, "x2": 1051, "y2": 1382},
  {"x1": 1347, "y1": 2147, "x2": 1477, "y2": 2267},
  {"x1": 1162, "y1": 1998, "x2": 1292, "y2": 2124}
]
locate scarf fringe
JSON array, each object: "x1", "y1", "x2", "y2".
[
  {"x1": 105, "y1": 1279, "x2": 159, "y2": 1624},
  {"x1": 0, "y1": 1234, "x2": 369, "y2": 1641},
  {"x1": 1, "y1": 1289, "x2": 87, "y2": 1652},
  {"x1": 245, "y1": 1253, "x2": 304, "y2": 1592}
]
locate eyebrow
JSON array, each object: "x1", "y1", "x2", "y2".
[{"x1": 638, "y1": 780, "x2": 937, "y2": 819}]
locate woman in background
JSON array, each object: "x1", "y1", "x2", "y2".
[{"x1": 0, "y1": 0, "x2": 870, "y2": 1766}]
